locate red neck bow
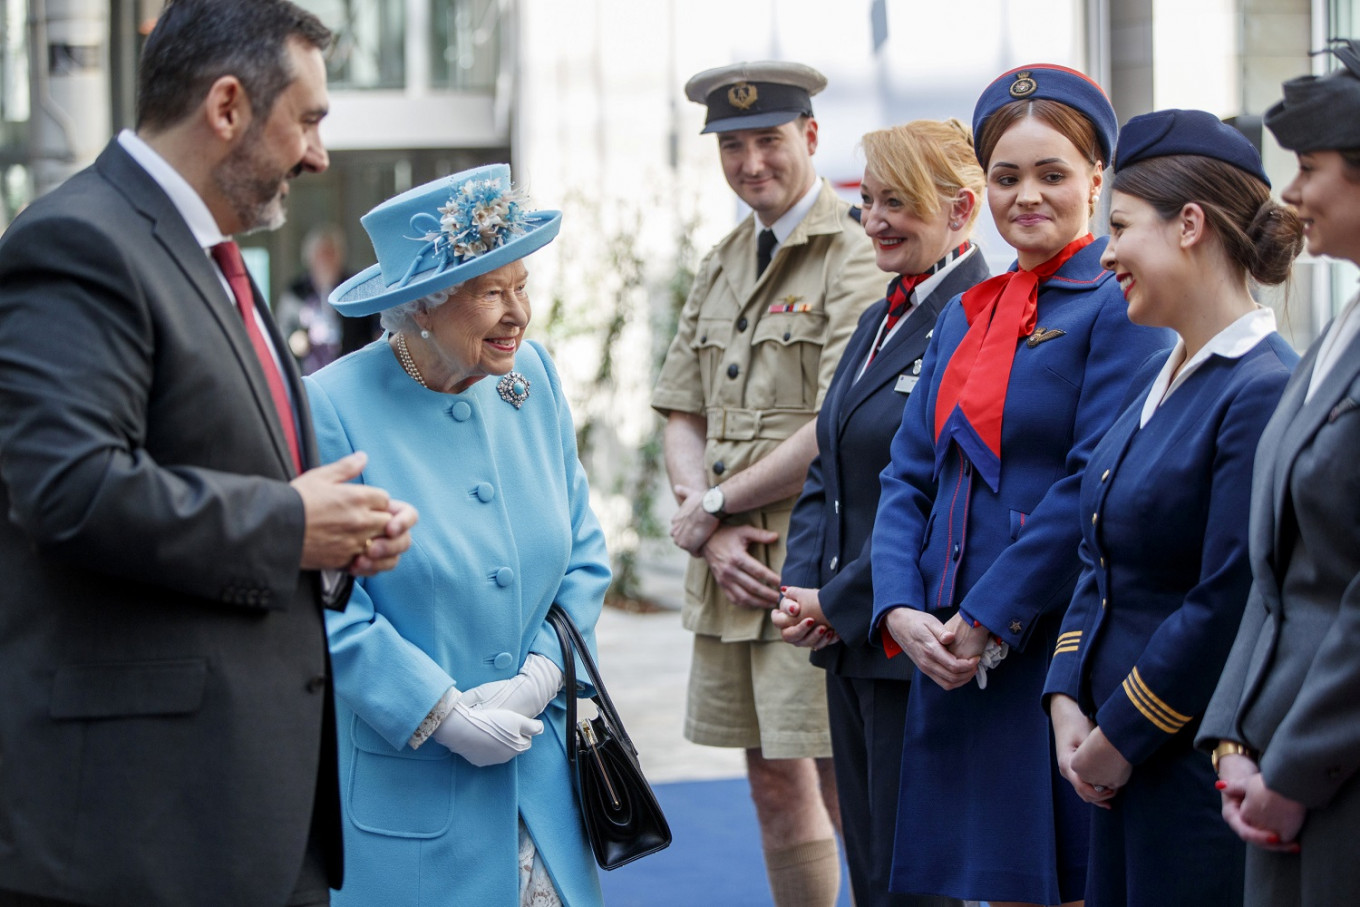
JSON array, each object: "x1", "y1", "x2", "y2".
[{"x1": 933, "y1": 234, "x2": 1094, "y2": 490}]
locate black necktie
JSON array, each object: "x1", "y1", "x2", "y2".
[{"x1": 756, "y1": 228, "x2": 777, "y2": 277}]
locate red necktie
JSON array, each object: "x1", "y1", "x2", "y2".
[{"x1": 210, "y1": 241, "x2": 303, "y2": 473}]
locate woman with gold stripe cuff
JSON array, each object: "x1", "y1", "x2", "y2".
[{"x1": 1042, "y1": 109, "x2": 1301, "y2": 906}]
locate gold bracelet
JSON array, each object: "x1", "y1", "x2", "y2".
[{"x1": 1211, "y1": 740, "x2": 1253, "y2": 774}]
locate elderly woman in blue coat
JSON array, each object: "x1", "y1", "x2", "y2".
[
  {"x1": 1044, "y1": 110, "x2": 1301, "y2": 907},
  {"x1": 869, "y1": 66, "x2": 1173, "y2": 906},
  {"x1": 304, "y1": 165, "x2": 610, "y2": 907}
]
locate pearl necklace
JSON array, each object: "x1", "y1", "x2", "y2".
[{"x1": 395, "y1": 332, "x2": 428, "y2": 388}]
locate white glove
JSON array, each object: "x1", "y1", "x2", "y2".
[
  {"x1": 459, "y1": 653, "x2": 564, "y2": 719},
  {"x1": 432, "y1": 698, "x2": 543, "y2": 766},
  {"x1": 975, "y1": 639, "x2": 1010, "y2": 690}
]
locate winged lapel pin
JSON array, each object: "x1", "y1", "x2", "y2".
[{"x1": 1026, "y1": 326, "x2": 1066, "y2": 348}]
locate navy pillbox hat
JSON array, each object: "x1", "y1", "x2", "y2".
[
  {"x1": 1264, "y1": 39, "x2": 1360, "y2": 152},
  {"x1": 973, "y1": 64, "x2": 1118, "y2": 165},
  {"x1": 1115, "y1": 109, "x2": 1269, "y2": 186}
]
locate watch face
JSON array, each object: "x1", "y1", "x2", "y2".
[{"x1": 702, "y1": 486, "x2": 724, "y2": 514}]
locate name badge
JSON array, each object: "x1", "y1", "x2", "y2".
[{"x1": 895, "y1": 374, "x2": 918, "y2": 394}]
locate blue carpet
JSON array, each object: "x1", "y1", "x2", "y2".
[{"x1": 598, "y1": 777, "x2": 852, "y2": 906}]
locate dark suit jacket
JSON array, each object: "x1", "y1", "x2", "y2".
[
  {"x1": 0, "y1": 140, "x2": 344, "y2": 906},
  {"x1": 1046, "y1": 335, "x2": 1296, "y2": 765},
  {"x1": 1200, "y1": 318, "x2": 1360, "y2": 811},
  {"x1": 782, "y1": 251, "x2": 991, "y2": 679}
]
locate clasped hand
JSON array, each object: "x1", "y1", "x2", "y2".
[
  {"x1": 669, "y1": 484, "x2": 720, "y2": 555},
  {"x1": 460, "y1": 654, "x2": 563, "y2": 719},
  {"x1": 772, "y1": 586, "x2": 839, "y2": 649},
  {"x1": 1049, "y1": 694, "x2": 1127, "y2": 809},
  {"x1": 701, "y1": 524, "x2": 782, "y2": 609},
  {"x1": 292, "y1": 452, "x2": 418, "y2": 577},
  {"x1": 883, "y1": 608, "x2": 989, "y2": 690},
  {"x1": 1216, "y1": 753, "x2": 1305, "y2": 851}
]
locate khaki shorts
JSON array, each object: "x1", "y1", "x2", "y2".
[{"x1": 684, "y1": 632, "x2": 832, "y2": 759}]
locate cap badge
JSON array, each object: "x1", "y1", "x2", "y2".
[
  {"x1": 728, "y1": 82, "x2": 759, "y2": 110},
  {"x1": 1009, "y1": 70, "x2": 1037, "y2": 98}
]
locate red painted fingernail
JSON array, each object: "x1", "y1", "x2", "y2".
[
  {"x1": 1267, "y1": 834, "x2": 1280, "y2": 845},
  {"x1": 1215, "y1": 780, "x2": 1227, "y2": 790},
  {"x1": 816, "y1": 626, "x2": 826, "y2": 634},
  {"x1": 780, "y1": 586, "x2": 788, "y2": 592}
]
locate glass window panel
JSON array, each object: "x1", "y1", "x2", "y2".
[
  {"x1": 296, "y1": 0, "x2": 405, "y2": 90},
  {"x1": 430, "y1": 0, "x2": 500, "y2": 91}
]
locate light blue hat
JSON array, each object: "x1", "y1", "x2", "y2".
[{"x1": 330, "y1": 163, "x2": 561, "y2": 316}]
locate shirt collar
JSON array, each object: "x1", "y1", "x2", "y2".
[
  {"x1": 913, "y1": 244, "x2": 977, "y2": 305},
  {"x1": 1139, "y1": 305, "x2": 1277, "y2": 426},
  {"x1": 760, "y1": 176, "x2": 822, "y2": 245},
  {"x1": 117, "y1": 129, "x2": 227, "y2": 249}
]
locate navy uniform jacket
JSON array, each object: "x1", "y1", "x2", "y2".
[
  {"x1": 1045, "y1": 334, "x2": 1297, "y2": 764},
  {"x1": 870, "y1": 238, "x2": 1173, "y2": 646},
  {"x1": 867, "y1": 237, "x2": 1173, "y2": 904},
  {"x1": 782, "y1": 251, "x2": 991, "y2": 679}
]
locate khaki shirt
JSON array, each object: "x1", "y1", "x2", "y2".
[{"x1": 652, "y1": 179, "x2": 888, "y2": 640}]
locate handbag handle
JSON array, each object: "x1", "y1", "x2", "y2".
[{"x1": 546, "y1": 605, "x2": 638, "y2": 765}]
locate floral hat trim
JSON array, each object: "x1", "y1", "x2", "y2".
[{"x1": 399, "y1": 179, "x2": 532, "y2": 288}]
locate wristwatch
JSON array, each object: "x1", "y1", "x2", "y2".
[
  {"x1": 1211, "y1": 740, "x2": 1253, "y2": 773},
  {"x1": 701, "y1": 485, "x2": 728, "y2": 519}
]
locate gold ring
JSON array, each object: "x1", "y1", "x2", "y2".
[{"x1": 363, "y1": 537, "x2": 375, "y2": 557}]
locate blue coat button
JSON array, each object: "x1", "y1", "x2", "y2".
[
  {"x1": 493, "y1": 652, "x2": 513, "y2": 670},
  {"x1": 476, "y1": 482, "x2": 495, "y2": 502},
  {"x1": 495, "y1": 567, "x2": 514, "y2": 587},
  {"x1": 451, "y1": 401, "x2": 472, "y2": 421}
]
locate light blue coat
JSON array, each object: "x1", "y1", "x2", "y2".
[{"x1": 305, "y1": 339, "x2": 609, "y2": 907}]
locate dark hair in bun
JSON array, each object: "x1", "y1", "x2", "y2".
[{"x1": 1112, "y1": 155, "x2": 1302, "y2": 285}]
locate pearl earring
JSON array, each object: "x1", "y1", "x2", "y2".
[{"x1": 420, "y1": 329, "x2": 431, "y2": 340}]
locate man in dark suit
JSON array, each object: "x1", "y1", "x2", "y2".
[{"x1": 0, "y1": 2, "x2": 416, "y2": 905}]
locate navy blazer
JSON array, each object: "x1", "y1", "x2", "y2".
[
  {"x1": 870, "y1": 237, "x2": 1175, "y2": 649},
  {"x1": 783, "y1": 251, "x2": 991, "y2": 679},
  {"x1": 1045, "y1": 334, "x2": 1297, "y2": 765}
]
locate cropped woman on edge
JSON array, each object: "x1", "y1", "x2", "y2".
[
  {"x1": 1199, "y1": 39, "x2": 1360, "y2": 906},
  {"x1": 868, "y1": 65, "x2": 1173, "y2": 907},
  {"x1": 774, "y1": 118, "x2": 990, "y2": 907},
  {"x1": 1044, "y1": 109, "x2": 1301, "y2": 907}
]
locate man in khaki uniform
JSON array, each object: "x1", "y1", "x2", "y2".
[{"x1": 652, "y1": 61, "x2": 887, "y2": 907}]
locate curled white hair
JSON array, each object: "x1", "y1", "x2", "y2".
[{"x1": 379, "y1": 282, "x2": 464, "y2": 335}]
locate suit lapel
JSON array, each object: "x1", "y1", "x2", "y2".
[
  {"x1": 1269, "y1": 328, "x2": 1360, "y2": 555},
  {"x1": 825, "y1": 298, "x2": 887, "y2": 434},
  {"x1": 99, "y1": 143, "x2": 301, "y2": 478},
  {"x1": 840, "y1": 253, "x2": 990, "y2": 425}
]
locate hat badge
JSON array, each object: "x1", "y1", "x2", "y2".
[
  {"x1": 728, "y1": 82, "x2": 759, "y2": 110},
  {"x1": 1009, "y1": 70, "x2": 1038, "y2": 98}
]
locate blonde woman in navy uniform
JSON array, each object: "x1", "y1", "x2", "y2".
[
  {"x1": 869, "y1": 66, "x2": 1173, "y2": 906},
  {"x1": 1199, "y1": 40, "x2": 1360, "y2": 906},
  {"x1": 774, "y1": 118, "x2": 990, "y2": 907},
  {"x1": 1044, "y1": 109, "x2": 1301, "y2": 907}
]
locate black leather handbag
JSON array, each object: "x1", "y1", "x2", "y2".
[{"x1": 546, "y1": 604, "x2": 672, "y2": 869}]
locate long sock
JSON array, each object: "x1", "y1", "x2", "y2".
[{"x1": 764, "y1": 837, "x2": 841, "y2": 907}]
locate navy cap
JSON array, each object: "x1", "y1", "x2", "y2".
[
  {"x1": 1114, "y1": 109, "x2": 1269, "y2": 186},
  {"x1": 1265, "y1": 39, "x2": 1360, "y2": 152},
  {"x1": 685, "y1": 61, "x2": 826, "y2": 134},
  {"x1": 973, "y1": 64, "x2": 1118, "y2": 164}
]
